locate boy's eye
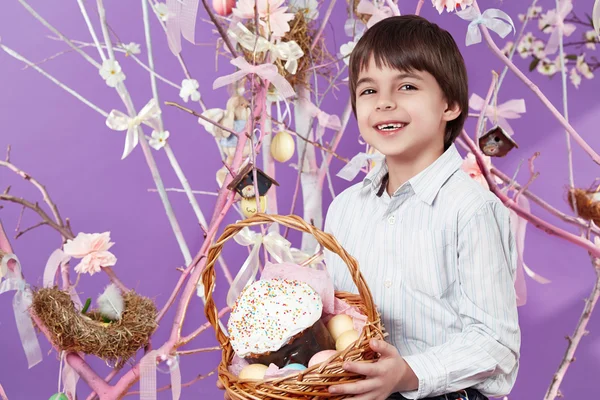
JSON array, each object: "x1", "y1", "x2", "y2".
[
  {"x1": 360, "y1": 88, "x2": 376, "y2": 96},
  {"x1": 399, "y1": 84, "x2": 417, "y2": 91}
]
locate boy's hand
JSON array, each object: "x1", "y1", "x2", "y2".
[
  {"x1": 328, "y1": 339, "x2": 419, "y2": 400},
  {"x1": 216, "y1": 378, "x2": 231, "y2": 400}
]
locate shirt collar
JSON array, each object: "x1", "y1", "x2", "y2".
[{"x1": 362, "y1": 144, "x2": 463, "y2": 206}]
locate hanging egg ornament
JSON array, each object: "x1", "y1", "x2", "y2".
[
  {"x1": 241, "y1": 196, "x2": 267, "y2": 218},
  {"x1": 49, "y1": 394, "x2": 69, "y2": 400},
  {"x1": 212, "y1": 0, "x2": 235, "y2": 16},
  {"x1": 270, "y1": 130, "x2": 295, "y2": 163}
]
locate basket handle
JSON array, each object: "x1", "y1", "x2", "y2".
[{"x1": 202, "y1": 213, "x2": 378, "y2": 347}]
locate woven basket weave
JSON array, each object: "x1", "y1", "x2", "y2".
[{"x1": 202, "y1": 213, "x2": 384, "y2": 399}]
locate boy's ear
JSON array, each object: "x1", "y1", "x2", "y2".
[{"x1": 443, "y1": 101, "x2": 462, "y2": 122}]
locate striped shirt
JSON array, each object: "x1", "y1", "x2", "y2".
[{"x1": 324, "y1": 144, "x2": 520, "y2": 399}]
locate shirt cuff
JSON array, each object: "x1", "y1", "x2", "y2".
[{"x1": 400, "y1": 352, "x2": 447, "y2": 399}]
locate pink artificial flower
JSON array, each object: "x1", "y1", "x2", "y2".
[
  {"x1": 232, "y1": 0, "x2": 295, "y2": 38},
  {"x1": 431, "y1": 0, "x2": 473, "y2": 14},
  {"x1": 461, "y1": 152, "x2": 501, "y2": 190},
  {"x1": 63, "y1": 232, "x2": 117, "y2": 275}
]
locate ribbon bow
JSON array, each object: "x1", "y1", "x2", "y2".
[
  {"x1": 226, "y1": 227, "x2": 294, "y2": 307},
  {"x1": 456, "y1": 7, "x2": 515, "y2": 46},
  {"x1": 544, "y1": 0, "x2": 576, "y2": 55},
  {"x1": 140, "y1": 350, "x2": 181, "y2": 400},
  {"x1": 299, "y1": 97, "x2": 342, "y2": 139},
  {"x1": 105, "y1": 99, "x2": 161, "y2": 159},
  {"x1": 229, "y1": 23, "x2": 304, "y2": 75},
  {"x1": 213, "y1": 57, "x2": 296, "y2": 99},
  {"x1": 337, "y1": 151, "x2": 384, "y2": 181},
  {"x1": 469, "y1": 94, "x2": 526, "y2": 136},
  {"x1": 356, "y1": 0, "x2": 393, "y2": 28},
  {"x1": 0, "y1": 253, "x2": 43, "y2": 368},
  {"x1": 165, "y1": 0, "x2": 199, "y2": 55}
]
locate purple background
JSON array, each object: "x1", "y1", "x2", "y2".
[{"x1": 1, "y1": 0, "x2": 599, "y2": 398}]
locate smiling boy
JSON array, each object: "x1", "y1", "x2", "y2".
[{"x1": 324, "y1": 15, "x2": 521, "y2": 400}]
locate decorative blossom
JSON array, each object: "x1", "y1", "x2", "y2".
[
  {"x1": 536, "y1": 58, "x2": 558, "y2": 76},
  {"x1": 149, "y1": 130, "x2": 170, "y2": 150},
  {"x1": 576, "y1": 54, "x2": 594, "y2": 79},
  {"x1": 99, "y1": 59, "x2": 126, "y2": 88},
  {"x1": 431, "y1": 0, "x2": 473, "y2": 14},
  {"x1": 569, "y1": 68, "x2": 582, "y2": 88},
  {"x1": 122, "y1": 42, "x2": 141, "y2": 56},
  {"x1": 179, "y1": 79, "x2": 201, "y2": 102},
  {"x1": 500, "y1": 41, "x2": 514, "y2": 57},
  {"x1": 585, "y1": 30, "x2": 598, "y2": 50},
  {"x1": 517, "y1": 33, "x2": 535, "y2": 58},
  {"x1": 288, "y1": 0, "x2": 319, "y2": 21},
  {"x1": 233, "y1": 0, "x2": 295, "y2": 38},
  {"x1": 461, "y1": 153, "x2": 501, "y2": 190},
  {"x1": 531, "y1": 40, "x2": 546, "y2": 59},
  {"x1": 63, "y1": 232, "x2": 117, "y2": 276},
  {"x1": 518, "y1": 5, "x2": 543, "y2": 22},
  {"x1": 339, "y1": 40, "x2": 357, "y2": 66},
  {"x1": 154, "y1": 2, "x2": 171, "y2": 21}
]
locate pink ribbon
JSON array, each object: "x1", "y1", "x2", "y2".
[
  {"x1": 544, "y1": 0, "x2": 576, "y2": 55},
  {"x1": 166, "y1": 0, "x2": 200, "y2": 55},
  {"x1": 213, "y1": 57, "x2": 296, "y2": 99},
  {"x1": 0, "y1": 253, "x2": 43, "y2": 368},
  {"x1": 469, "y1": 93, "x2": 525, "y2": 136},
  {"x1": 298, "y1": 97, "x2": 342, "y2": 139},
  {"x1": 43, "y1": 249, "x2": 83, "y2": 309},
  {"x1": 140, "y1": 350, "x2": 181, "y2": 400},
  {"x1": 356, "y1": 0, "x2": 393, "y2": 28}
]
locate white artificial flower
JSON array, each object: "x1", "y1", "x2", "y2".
[
  {"x1": 155, "y1": 2, "x2": 171, "y2": 21},
  {"x1": 122, "y1": 42, "x2": 141, "y2": 55},
  {"x1": 179, "y1": 78, "x2": 201, "y2": 102},
  {"x1": 576, "y1": 55, "x2": 594, "y2": 79},
  {"x1": 538, "y1": 10, "x2": 555, "y2": 33},
  {"x1": 340, "y1": 40, "x2": 357, "y2": 66},
  {"x1": 501, "y1": 41, "x2": 514, "y2": 56},
  {"x1": 517, "y1": 34, "x2": 534, "y2": 58},
  {"x1": 99, "y1": 59, "x2": 126, "y2": 88},
  {"x1": 553, "y1": 54, "x2": 568, "y2": 71},
  {"x1": 537, "y1": 58, "x2": 558, "y2": 76},
  {"x1": 288, "y1": 0, "x2": 319, "y2": 21},
  {"x1": 149, "y1": 130, "x2": 170, "y2": 150},
  {"x1": 569, "y1": 67, "x2": 581, "y2": 88},
  {"x1": 532, "y1": 40, "x2": 546, "y2": 59},
  {"x1": 585, "y1": 30, "x2": 597, "y2": 50},
  {"x1": 518, "y1": 5, "x2": 542, "y2": 22}
]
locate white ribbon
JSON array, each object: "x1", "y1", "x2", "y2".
[
  {"x1": 105, "y1": 99, "x2": 162, "y2": 159},
  {"x1": 43, "y1": 249, "x2": 83, "y2": 309},
  {"x1": 140, "y1": 351, "x2": 181, "y2": 400},
  {"x1": 226, "y1": 227, "x2": 294, "y2": 307},
  {"x1": 544, "y1": 0, "x2": 576, "y2": 55},
  {"x1": 456, "y1": 7, "x2": 515, "y2": 46},
  {"x1": 0, "y1": 253, "x2": 43, "y2": 368},
  {"x1": 229, "y1": 23, "x2": 304, "y2": 75},
  {"x1": 469, "y1": 94, "x2": 526, "y2": 136},
  {"x1": 337, "y1": 152, "x2": 384, "y2": 181},
  {"x1": 298, "y1": 97, "x2": 342, "y2": 139},
  {"x1": 594, "y1": 0, "x2": 600, "y2": 36}
]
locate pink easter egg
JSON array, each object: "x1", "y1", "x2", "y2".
[
  {"x1": 212, "y1": 0, "x2": 235, "y2": 16},
  {"x1": 308, "y1": 350, "x2": 338, "y2": 368}
]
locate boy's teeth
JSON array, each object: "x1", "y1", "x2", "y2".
[{"x1": 377, "y1": 123, "x2": 404, "y2": 130}]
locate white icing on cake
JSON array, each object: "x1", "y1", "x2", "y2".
[{"x1": 228, "y1": 279, "x2": 323, "y2": 357}]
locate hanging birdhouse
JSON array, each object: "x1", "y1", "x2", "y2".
[
  {"x1": 478, "y1": 126, "x2": 518, "y2": 157},
  {"x1": 227, "y1": 163, "x2": 279, "y2": 199}
]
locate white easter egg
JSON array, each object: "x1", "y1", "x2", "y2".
[
  {"x1": 335, "y1": 329, "x2": 360, "y2": 351},
  {"x1": 270, "y1": 130, "x2": 295, "y2": 163},
  {"x1": 239, "y1": 363, "x2": 268, "y2": 380},
  {"x1": 326, "y1": 314, "x2": 354, "y2": 341}
]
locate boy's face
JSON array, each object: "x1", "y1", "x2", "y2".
[{"x1": 355, "y1": 57, "x2": 460, "y2": 164}]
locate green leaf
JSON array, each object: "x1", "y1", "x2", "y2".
[
  {"x1": 585, "y1": 13, "x2": 594, "y2": 27},
  {"x1": 566, "y1": 54, "x2": 578, "y2": 60},
  {"x1": 81, "y1": 297, "x2": 92, "y2": 314},
  {"x1": 529, "y1": 57, "x2": 541, "y2": 72}
]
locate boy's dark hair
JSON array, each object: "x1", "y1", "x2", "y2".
[{"x1": 349, "y1": 15, "x2": 469, "y2": 149}]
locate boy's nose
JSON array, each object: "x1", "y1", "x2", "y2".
[{"x1": 376, "y1": 99, "x2": 396, "y2": 111}]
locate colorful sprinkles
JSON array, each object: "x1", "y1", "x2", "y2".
[{"x1": 228, "y1": 279, "x2": 323, "y2": 357}]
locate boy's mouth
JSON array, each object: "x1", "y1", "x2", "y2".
[{"x1": 373, "y1": 121, "x2": 408, "y2": 135}]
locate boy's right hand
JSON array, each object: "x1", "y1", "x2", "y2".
[{"x1": 216, "y1": 379, "x2": 231, "y2": 400}]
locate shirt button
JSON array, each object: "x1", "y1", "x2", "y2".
[
  {"x1": 384, "y1": 279, "x2": 392, "y2": 288},
  {"x1": 388, "y1": 215, "x2": 396, "y2": 225}
]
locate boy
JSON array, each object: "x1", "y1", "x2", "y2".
[{"x1": 323, "y1": 15, "x2": 520, "y2": 400}]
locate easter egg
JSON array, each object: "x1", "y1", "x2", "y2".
[
  {"x1": 270, "y1": 130, "x2": 295, "y2": 163},
  {"x1": 49, "y1": 394, "x2": 69, "y2": 400},
  {"x1": 240, "y1": 196, "x2": 267, "y2": 218},
  {"x1": 283, "y1": 363, "x2": 307, "y2": 371},
  {"x1": 212, "y1": 0, "x2": 235, "y2": 16},
  {"x1": 326, "y1": 314, "x2": 354, "y2": 341},
  {"x1": 239, "y1": 363, "x2": 268, "y2": 380},
  {"x1": 308, "y1": 349, "x2": 338, "y2": 367},
  {"x1": 335, "y1": 329, "x2": 359, "y2": 351}
]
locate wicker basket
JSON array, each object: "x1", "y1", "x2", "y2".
[{"x1": 202, "y1": 213, "x2": 384, "y2": 399}]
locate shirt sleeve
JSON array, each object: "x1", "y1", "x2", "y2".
[{"x1": 400, "y1": 201, "x2": 521, "y2": 399}]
